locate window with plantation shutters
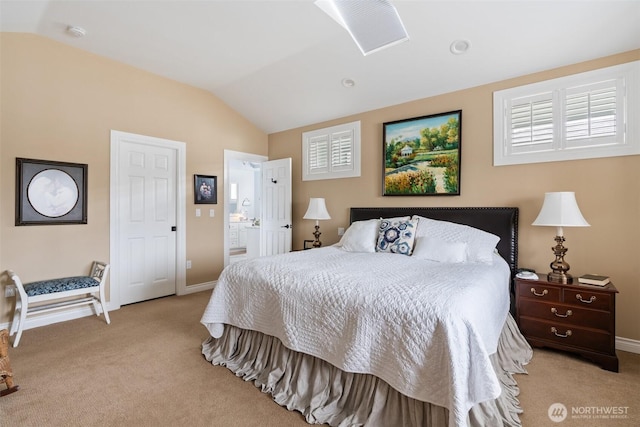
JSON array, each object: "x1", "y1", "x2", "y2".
[
  {"x1": 308, "y1": 134, "x2": 329, "y2": 174},
  {"x1": 564, "y1": 80, "x2": 619, "y2": 147},
  {"x1": 330, "y1": 130, "x2": 353, "y2": 172},
  {"x1": 303, "y1": 121, "x2": 361, "y2": 181},
  {"x1": 509, "y1": 92, "x2": 554, "y2": 155},
  {"x1": 494, "y1": 61, "x2": 639, "y2": 166}
]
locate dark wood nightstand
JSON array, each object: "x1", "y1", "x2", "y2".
[{"x1": 515, "y1": 276, "x2": 619, "y2": 372}]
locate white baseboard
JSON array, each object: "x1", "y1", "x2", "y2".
[
  {"x1": 181, "y1": 280, "x2": 216, "y2": 295},
  {"x1": 616, "y1": 336, "x2": 640, "y2": 354}
]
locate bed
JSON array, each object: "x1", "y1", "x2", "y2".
[{"x1": 201, "y1": 207, "x2": 532, "y2": 427}]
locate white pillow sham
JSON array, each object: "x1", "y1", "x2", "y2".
[
  {"x1": 338, "y1": 219, "x2": 379, "y2": 253},
  {"x1": 412, "y1": 215, "x2": 500, "y2": 264},
  {"x1": 412, "y1": 236, "x2": 468, "y2": 263},
  {"x1": 339, "y1": 216, "x2": 411, "y2": 253}
]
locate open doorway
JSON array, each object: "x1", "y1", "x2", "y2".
[{"x1": 223, "y1": 150, "x2": 267, "y2": 267}]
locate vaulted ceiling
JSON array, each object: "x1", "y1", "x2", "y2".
[{"x1": 2, "y1": 1, "x2": 639, "y2": 134}]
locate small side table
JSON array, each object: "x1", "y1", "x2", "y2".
[{"x1": 515, "y1": 277, "x2": 619, "y2": 372}]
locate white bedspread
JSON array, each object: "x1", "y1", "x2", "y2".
[{"x1": 201, "y1": 246, "x2": 511, "y2": 427}]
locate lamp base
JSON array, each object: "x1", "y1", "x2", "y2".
[
  {"x1": 547, "y1": 271, "x2": 573, "y2": 284},
  {"x1": 312, "y1": 225, "x2": 322, "y2": 248},
  {"x1": 546, "y1": 235, "x2": 573, "y2": 284}
]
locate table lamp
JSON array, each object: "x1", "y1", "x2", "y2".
[
  {"x1": 532, "y1": 192, "x2": 590, "y2": 284},
  {"x1": 303, "y1": 198, "x2": 331, "y2": 247}
]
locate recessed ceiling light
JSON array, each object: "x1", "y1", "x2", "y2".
[
  {"x1": 66, "y1": 26, "x2": 86, "y2": 38},
  {"x1": 342, "y1": 78, "x2": 356, "y2": 88},
  {"x1": 450, "y1": 39, "x2": 471, "y2": 55}
]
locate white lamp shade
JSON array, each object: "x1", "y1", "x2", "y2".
[
  {"x1": 532, "y1": 192, "x2": 590, "y2": 228},
  {"x1": 303, "y1": 198, "x2": 331, "y2": 220}
]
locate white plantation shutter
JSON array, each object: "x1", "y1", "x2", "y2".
[
  {"x1": 330, "y1": 130, "x2": 354, "y2": 172},
  {"x1": 303, "y1": 121, "x2": 361, "y2": 181},
  {"x1": 509, "y1": 92, "x2": 555, "y2": 154},
  {"x1": 308, "y1": 135, "x2": 329, "y2": 174},
  {"x1": 494, "y1": 61, "x2": 639, "y2": 166},
  {"x1": 564, "y1": 80, "x2": 621, "y2": 148}
]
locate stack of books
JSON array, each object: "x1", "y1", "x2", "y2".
[{"x1": 578, "y1": 274, "x2": 610, "y2": 286}]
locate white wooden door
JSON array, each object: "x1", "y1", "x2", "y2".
[
  {"x1": 261, "y1": 158, "x2": 292, "y2": 256},
  {"x1": 118, "y1": 141, "x2": 177, "y2": 305}
]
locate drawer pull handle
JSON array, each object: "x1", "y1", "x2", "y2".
[
  {"x1": 551, "y1": 307, "x2": 573, "y2": 318},
  {"x1": 576, "y1": 294, "x2": 596, "y2": 304},
  {"x1": 551, "y1": 327, "x2": 572, "y2": 338},
  {"x1": 530, "y1": 288, "x2": 548, "y2": 297}
]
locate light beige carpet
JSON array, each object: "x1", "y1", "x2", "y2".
[{"x1": 1, "y1": 291, "x2": 638, "y2": 426}]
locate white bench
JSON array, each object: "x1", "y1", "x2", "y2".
[{"x1": 7, "y1": 261, "x2": 111, "y2": 347}]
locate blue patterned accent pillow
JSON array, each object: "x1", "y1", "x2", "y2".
[{"x1": 376, "y1": 217, "x2": 418, "y2": 255}]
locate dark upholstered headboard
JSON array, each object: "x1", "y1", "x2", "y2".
[{"x1": 350, "y1": 207, "x2": 519, "y2": 298}]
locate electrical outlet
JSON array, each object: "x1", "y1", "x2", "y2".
[
  {"x1": 5, "y1": 285, "x2": 16, "y2": 297},
  {"x1": 186, "y1": 260, "x2": 192, "y2": 269}
]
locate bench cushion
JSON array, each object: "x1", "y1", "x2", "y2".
[{"x1": 24, "y1": 276, "x2": 99, "y2": 297}]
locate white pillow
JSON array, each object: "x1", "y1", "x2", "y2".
[
  {"x1": 412, "y1": 236, "x2": 468, "y2": 263},
  {"x1": 412, "y1": 216, "x2": 500, "y2": 264},
  {"x1": 338, "y1": 219, "x2": 379, "y2": 253}
]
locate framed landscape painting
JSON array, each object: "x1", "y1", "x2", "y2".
[{"x1": 383, "y1": 110, "x2": 461, "y2": 196}]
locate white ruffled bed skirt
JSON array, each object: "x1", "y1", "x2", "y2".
[{"x1": 202, "y1": 315, "x2": 532, "y2": 427}]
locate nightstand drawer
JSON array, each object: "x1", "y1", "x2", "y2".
[
  {"x1": 563, "y1": 288, "x2": 612, "y2": 311},
  {"x1": 519, "y1": 317, "x2": 613, "y2": 354},
  {"x1": 516, "y1": 281, "x2": 561, "y2": 302},
  {"x1": 518, "y1": 301, "x2": 611, "y2": 331}
]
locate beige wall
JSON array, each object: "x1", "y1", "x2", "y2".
[
  {"x1": 0, "y1": 33, "x2": 267, "y2": 322},
  {"x1": 269, "y1": 50, "x2": 640, "y2": 342},
  {"x1": 1, "y1": 32, "x2": 638, "y2": 343}
]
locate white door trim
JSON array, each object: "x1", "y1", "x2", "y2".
[
  {"x1": 223, "y1": 150, "x2": 267, "y2": 268},
  {"x1": 110, "y1": 130, "x2": 187, "y2": 310}
]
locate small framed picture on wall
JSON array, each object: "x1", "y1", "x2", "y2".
[{"x1": 194, "y1": 174, "x2": 217, "y2": 204}]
